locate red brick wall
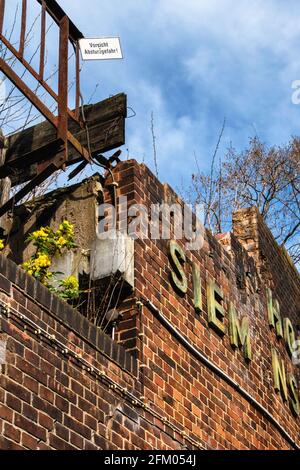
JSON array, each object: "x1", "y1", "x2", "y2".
[
  {"x1": 0, "y1": 160, "x2": 299, "y2": 450},
  {"x1": 112, "y1": 161, "x2": 300, "y2": 449},
  {"x1": 232, "y1": 206, "x2": 300, "y2": 325},
  {"x1": 0, "y1": 256, "x2": 192, "y2": 450}
]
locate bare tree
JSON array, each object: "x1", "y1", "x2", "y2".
[
  {"x1": 189, "y1": 136, "x2": 300, "y2": 265},
  {"x1": 150, "y1": 111, "x2": 159, "y2": 179}
]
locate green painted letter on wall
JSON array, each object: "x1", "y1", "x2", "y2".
[
  {"x1": 272, "y1": 349, "x2": 288, "y2": 402},
  {"x1": 267, "y1": 289, "x2": 283, "y2": 339},
  {"x1": 283, "y1": 317, "x2": 296, "y2": 358},
  {"x1": 207, "y1": 279, "x2": 226, "y2": 336},
  {"x1": 192, "y1": 262, "x2": 202, "y2": 313},
  {"x1": 229, "y1": 303, "x2": 252, "y2": 361},
  {"x1": 288, "y1": 374, "x2": 300, "y2": 417},
  {"x1": 168, "y1": 240, "x2": 187, "y2": 295}
]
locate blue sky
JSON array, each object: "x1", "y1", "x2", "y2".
[{"x1": 3, "y1": 0, "x2": 300, "y2": 189}]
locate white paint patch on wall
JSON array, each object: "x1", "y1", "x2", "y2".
[{"x1": 0, "y1": 339, "x2": 7, "y2": 365}]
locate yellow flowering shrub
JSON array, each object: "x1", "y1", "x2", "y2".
[
  {"x1": 57, "y1": 275, "x2": 79, "y2": 300},
  {"x1": 22, "y1": 221, "x2": 79, "y2": 301},
  {"x1": 22, "y1": 253, "x2": 52, "y2": 285},
  {"x1": 0, "y1": 239, "x2": 4, "y2": 251},
  {"x1": 27, "y1": 220, "x2": 75, "y2": 257}
]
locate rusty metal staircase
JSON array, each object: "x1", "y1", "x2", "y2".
[{"x1": 0, "y1": 0, "x2": 92, "y2": 217}]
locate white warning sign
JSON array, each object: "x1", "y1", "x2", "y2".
[{"x1": 79, "y1": 37, "x2": 123, "y2": 61}]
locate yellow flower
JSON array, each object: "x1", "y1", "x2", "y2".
[
  {"x1": 61, "y1": 275, "x2": 78, "y2": 291},
  {"x1": 57, "y1": 236, "x2": 67, "y2": 246},
  {"x1": 0, "y1": 239, "x2": 4, "y2": 251},
  {"x1": 22, "y1": 220, "x2": 76, "y2": 289},
  {"x1": 59, "y1": 220, "x2": 74, "y2": 237},
  {"x1": 31, "y1": 227, "x2": 50, "y2": 240},
  {"x1": 59, "y1": 275, "x2": 79, "y2": 300},
  {"x1": 35, "y1": 253, "x2": 51, "y2": 268}
]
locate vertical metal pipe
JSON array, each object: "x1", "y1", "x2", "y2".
[
  {"x1": 19, "y1": 0, "x2": 27, "y2": 56},
  {"x1": 58, "y1": 15, "x2": 69, "y2": 155},
  {"x1": 39, "y1": 0, "x2": 46, "y2": 79},
  {"x1": 75, "y1": 41, "x2": 80, "y2": 120},
  {"x1": 0, "y1": 0, "x2": 5, "y2": 36}
]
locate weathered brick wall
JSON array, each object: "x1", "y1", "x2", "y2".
[
  {"x1": 232, "y1": 207, "x2": 300, "y2": 325},
  {"x1": 112, "y1": 161, "x2": 300, "y2": 449},
  {"x1": 0, "y1": 160, "x2": 299, "y2": 450},
  {"x1": 0, "y1": 256, "x2": 193, "y2": 450}
]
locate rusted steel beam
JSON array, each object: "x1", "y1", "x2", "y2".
[
  {"x1": 57, "y1": 15, "x2": 69, "y2": 157},
  {"x1": 0, "y1": 56, "x2": 90, "y2": 162},
  {"x1": 0, "y1": 56, "x2": 58, "y2": 126},
  {"x1": 67, "y1": 130, "x2": 90, "y2": 162},
  {"x1": 0, "y1": 33, "x2": 79, "y2": 123},
  {"x1": 19, "y1": 0, "x2": 27, "y2": 56},
  {"x1": 36, "y1": 0, "x2": 84, "y2": 43},
  {"x1": 39, "y1": 0, "x2": 46, "y2": 80},
  {"x1": 75, "y1": 42, "x2": 80, "y2": 120},
  {"x1": 0, "y1": 0, "x2": 5, "y2": 36},
  {"x1": 0, "y1": 0, "x2": 117, "y2": 220}
]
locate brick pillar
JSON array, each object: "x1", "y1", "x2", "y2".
[
  {"x1": 232, "y1": 207, "x2": 261, "y2": 268},
  {"x1": 232, "y1": 206, "x2": 300, "y2": 320}
]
